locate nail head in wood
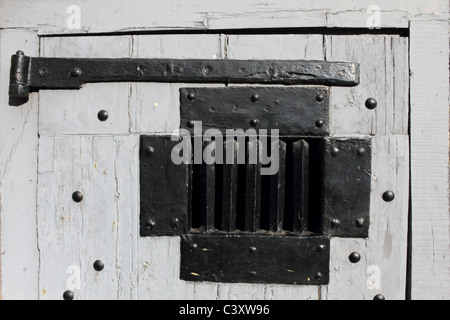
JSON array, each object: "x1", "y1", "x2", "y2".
[
  {"x1": 93, "y1": 260, "x2": 105, "y2": 272},
  {"x1": 63, "y1": 290, "x2": 74, "y2": 300},
  {"x1": 97, "y1": 110, "x2": 109, "y2": 122},
  {"x1": 349, "y1": 252, "x2": 361, "y2": 263},
  {"x1": 382, "y1": 190, "x2": 395, "y2": 202},
  {"x1": 72, "y1": 191, "x2": 83, "y2": 203},
  {"x1": 365, "y1": 97, "x2": 377, "y2": 110}
]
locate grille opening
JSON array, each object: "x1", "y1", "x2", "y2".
[{"x1": 189, "y1": 136, "x2": 320, "y2": 235}]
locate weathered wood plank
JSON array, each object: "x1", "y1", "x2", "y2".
[
  {"x1": 37, "y1": 136, "x2": 120, "y2": 299},
  {"x1": 39, "y1": 36, "x2": 132, "y2": 135},
  {"x1": 0, "y1": 29, "x2": 39, "y2": 300},
  {"x1": 325, "y1": 35, "x2": 409, "y2": 136},
  {"x1": 130, "y1": 34, "x2": 223, "y2": 134},
  {"x1": 409, "y1": 20, "x2": 450, "y2": 300},
  {"x1": 0, "y1": 0, "x2": 447, "y2": 34}
]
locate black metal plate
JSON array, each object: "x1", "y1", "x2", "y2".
[
  {"x1": 320, "y1": 138, "x2": 372, "y2": 237},
  {"x1": 180, "y1": 87, "x2": 330, "y2": 135},
  {"x1": 140, "y1": 135, "x2": 190, "y2": 236},
  {"x1": 180, "y1": 234, "x2": 330, "y2": 285}
]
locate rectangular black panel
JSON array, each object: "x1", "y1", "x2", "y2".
[
  {"x1": 180, "y1": 234, "x2": 330, "y2": 285},
  {"x1": 140, "y1": 135, "x2": 190, "y2": 236},
  {"x1": 320, "y1": 138, "x2": 372, "y2": 237},
  {"x1": 180, "y1": 87, "x2": 329, "y2": 135}
]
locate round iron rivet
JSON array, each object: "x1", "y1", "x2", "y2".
[
  {"x1": 145, "y1": 219, "x2": 156, "y2": 229},
  {"x1": 16, "y1": 50, "x2": 24, "y2": 55},
  {"x1": 330, "y1": 218, "x2": 341, "y2": 228},
  {"x1": 249, "y1": 246, "x2": 257, "y2": 253},
  {"x1": 251, "y1": 94, "x2": 260, "y2": 102},
  {"x1": 316, "y1": 93, "x2": 326, "y2": 102},
  {"x1": 382, "y1": 190, "x2": 395, "y2": 202},
  {"x1": 97, "y1": 110, "x2": 109, "y2": 122},
  {"x1": 187, "y1": 93, "x2": 195, "y2": 101},
  {"x1": 374, "y1": 294, "x2": 386, "y2": 300},
  {"x1": 365, "y1": 98, "x2": 377, "y2": 110},
  {"x1": 355, "y1": 217, "x2": 365, "y2": 227},
  {"x1": 72, "y1": 191, "x2": 83, "y2": 203},
  {"x1": 71, "y1": 67, "x2": 82, "y2": 77},
  {"x1": 316, "y1": 244, "x2": 326, "y2": 252},
  {"x1": 331, "y1": 147, "x2": 339, "y2": 156},
  {"x1": 250, "y1": 119, "x2": 259, "y2": 127},
  {"x1": 357, "y1": 147, "x2": 366, "y2": 156},
  {"x1": 145, "y1": 146, "x2": 154, "y2": 156},
  {"x1": 314, "y1": 272, "x2": 323, "y2": 280},
  {"x1": 63, "y1": 290, "x2": 74, "y2": 300},
  {"x1": 93, "y1": 260, "x2": 105, "y2": 272},
  {"x1": 249, "y1": 271, "x2": 257, "y2": 277},
  {"x1": 315, "y1": 119, "x2": 324, "y2": 128},
  {"x1": 349, "y1": 252, "x2": 361, "y2": 263},
  {"x1": 38, "y1": 67, "x2": 47, "y2": 77},
  {"x1": 171, "y1": 218, "x2": 179, "y2": 229},
  {"x1": 186, "y1": 120, "x2": 195, "y2": 128}
]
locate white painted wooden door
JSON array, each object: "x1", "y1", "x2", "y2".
[{"x1": 28, "y1": 32, "x2": 409, "y2": 300}]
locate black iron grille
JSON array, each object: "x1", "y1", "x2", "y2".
[{"x1": 189, "y1": 136, "x2": 323, "y2": 235}]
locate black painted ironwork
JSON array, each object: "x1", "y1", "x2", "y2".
[
  {"x1": 9, "y1": 51, "x2": 359, "y2": 100},
  {"x1": 180, "y1": 87, "x2": 330, "y2": 135},
  {"x1": 180, "y1": 234, "x2": 330, "y2": 285}
]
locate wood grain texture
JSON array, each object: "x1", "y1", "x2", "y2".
[
  {"x1": 409, "y1": 20, "x2": 450, "y2": 300},
  {"x1": 130, "y1": 34, "x2": 224, "y2": 134},
  {"x1": 0, "y1": 0, "x2": 447, "y2": 34},
  {"x1": 39, "y1": 36, "x2": 132, "y2": 135},
  {"x1": 0, "y1": 29, "x2": 40, "y2": 300},
  {"x1": 325, "y1": 35, "x2": 409, "y2": 136}
]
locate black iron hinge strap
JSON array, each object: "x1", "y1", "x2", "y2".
[{"x1": 9, "y1": 51, "x2": 360, "y2": 100}]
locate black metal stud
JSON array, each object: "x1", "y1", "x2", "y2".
[
  {"x1": 70, "y1": 67, "x2": 82, "y2": 77},
  {"x1": 97, "y1": 110, "x2": 109, "y2": 122},
  {"x1": 316, "y1": 244, "x2": 326, "y2": 252},
  {"x1": 315, "y1": 119, "x2": 324, "y2": 127},
  {"x1": 251, "y1": 94, "x2": 260, "y2": 102},
  {"x1": 145, "y1": 146, "x2": 154, "y2": 156},
  {"x1": 374, "y1": 294, "x2": 386, "y2": 300},
  {"x1": 171, "y1": 218, "x2": 179, "y2": 229},
  {"x1": 145, "y1": 219, "x2": 156, "y2": 229},
  {"x1": 93, "y1": 260, "x2": 105, "y2": 272},
  {"x1": 186, "y1": 120, "x2": 195, "y2": 128},
  {"x1": 382, "y1": 190, "x2": 395, "y2": 202},
  {"x1": 187, "y1": 92, "x2": 195, "y2": 101},
  {"x1": 72, "y1": 191, "x2": 83, "y2": 203},
  {"x1": 249, "y1": 246, "x2": 257, "y2": 254},
  {"x1": 316, "y1": 93, "x2": 326, "y2": 102},
  {"x1": 249, "y1": 271, "x2": 257, "y2": 277},
  {"x1": 249, "y1": 119, "x2": 259, "y2": 127},
  {"x1": 63, "y1": 290, "x2": 74, "y2": 300},
  {"x1": 331, "y1": 147, "x2": 339, "y2": 156},
  {"x1": 357, "y1": 147, "x2": 366, "y2": 156},
  {"x1": 349, "y1": 252, "x2": 361, "y2": 263},
  {"x1": 365, "y1": 98, "x2": 377, "y2": 110},
  {"x1": 355, "y1": 218, "x2": 365, "y2": 227},
  {"x1": 314, "y1": 272, "x2": 323, "y2": 280},
  {"x1": 330, "y1": 218, "x2": 341, "y2": 228}
]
